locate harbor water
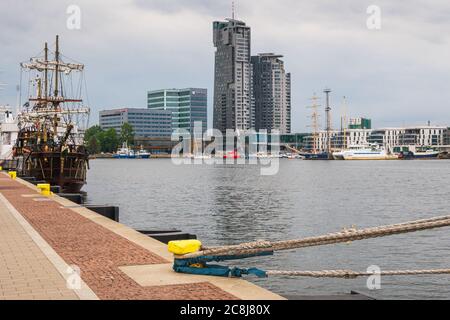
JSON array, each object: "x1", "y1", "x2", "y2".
[{"x1": 85, "y1": 159, "x2": 450, "y2": 299}]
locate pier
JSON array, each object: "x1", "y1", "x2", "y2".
[{"x1": 0, "y1": 172, "x2": 282, "y2": 300}]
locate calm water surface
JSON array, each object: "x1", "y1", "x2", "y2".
[{"x1": 85, "y1": 159, "x2": 450, "y2": 299}]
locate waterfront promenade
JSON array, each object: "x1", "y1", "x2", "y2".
[{"x1": 0, "y1": 172, "x2": 282, "y2": 300}]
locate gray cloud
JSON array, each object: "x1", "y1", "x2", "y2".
[
  {"x1": 1, "y1": 0, "x2": 450, "y2": 131},
  {"x1": 133, "y1": 0, "x2": 229, "y2": 15}
]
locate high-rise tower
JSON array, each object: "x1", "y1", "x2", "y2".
[
  {"x1": 213, "y1": 18, "x2": 252, "y2": 133},
  {"x1": 251, "y1": 53, "x2": 291, "y2": 134}
]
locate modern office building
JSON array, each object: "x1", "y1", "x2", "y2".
[
  {"x1": 349, "y1": 117, "x2": 372, "y2": 130},
  {"x1": 302, "y1": 125, "x2": 448, "y2": 152},
  {"x1": 147, "y1": 88, "x2": 207, "y2": 133},
  {"x1": 213, "y1": 18, "x2": 252, "y2": 133},
  {"x1": 368, "y1": 126, "x2": 447, "y2": 148},
  {"x1": 251, "y1": 53, "x2": 291, "y2": 134},
  {"x1": 303, "y1": 129, "x2": 372, "y2": 151},
  {"x1": 99, "y1": 108, "x2": 172, "y2": 138}
]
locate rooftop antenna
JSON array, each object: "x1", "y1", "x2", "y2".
[{"x1": 232, "y1": 0, "x2": 235, "y2": 20}]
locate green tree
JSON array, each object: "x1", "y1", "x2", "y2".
[
  {"x1": 84, "y1": 125, "x2": 103, "y2": 144},
  {"x1": 87, "y1": 136, "x2": 100, "y2": 155},
  {"x1": 120, "y1": 122, "x2": 135, "y2": 146},
  {"x1": 84, "y1": 125, "x2": 103, "y2": 155},
  {"x1": 100, "y1": 128, "x2": 119, "y2": 153}
]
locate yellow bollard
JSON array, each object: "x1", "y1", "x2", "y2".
[
  {"x1": 37, "y1": 183, "x2": 51, "y2": 196},
  {"x1": 168, "y1": 240, "x2": 202, "y2": 255},
  {"x1": 8, "y1": 171, "x2": 17, "y2": 179}
]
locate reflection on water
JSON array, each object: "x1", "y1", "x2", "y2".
[{"x1": 85, "y1": 159, "x2": 450, "y2": 299}]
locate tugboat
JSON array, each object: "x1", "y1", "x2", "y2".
[
  {"x1": 13, "y1": 36, "x2": 90, "y2": 193},
  {"x1": 113, "y1": 143, "x2": 137, "y2": 159},
  {"x1": 136, "y1": 146, "x2": 151, "y2": 159}
]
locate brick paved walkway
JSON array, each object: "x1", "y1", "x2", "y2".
[
  {"x1": 0, "y1": 175, "x2": 240, "y2": 300},
  {"x1": 0, "y1": 180, "x2": 79, "y2": 300}
]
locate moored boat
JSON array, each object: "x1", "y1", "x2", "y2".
[
  {"x1": 136, "y1": 148, "x2": 151, "y2": 159},
  {"x1": 438, "y1": 152, "x2": 450, "y2": 159},
  {"x1": 302, "y1": 152, "x2": 330, "y2": 160},
  {"x1": 412, "y1": 150, "x2": 440, "y2": 159},
  {"x1": 113, "y1": 143, "x2": 136, "y2": 159},
  {"x1": 340, "y1": 144, "x2": 398, "y2": 160},
  {"x1": 395, "y1": 146, "x2": 440, "y2": 160},
  {"x1": 0, "y1": 106, "x2": 19, "y2": 161},
  {"x1": 13, "y1": 36, "x2": 90, "y2": 193}
]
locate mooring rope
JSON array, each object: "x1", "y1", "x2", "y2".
[
  {"x1": 177, "y1": 215, "x2": 450, "y2": 259},
  {"x1": 266, "y1": 269, "x2": 450, "y2": 278}
]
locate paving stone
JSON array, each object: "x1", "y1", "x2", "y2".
[{"x1": 1, "y1": 177, "x2": 237, "y2": 300}]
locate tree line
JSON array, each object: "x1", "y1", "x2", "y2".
[{"x1": 84, "y1": 123, "x2": 134, "y2": 154}]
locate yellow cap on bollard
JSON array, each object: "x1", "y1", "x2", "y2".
[
  {"x1": 37, "y1": 183, "x2": 51, "y2": 196},
  {"x1": 168, "y1": 240, "x2": 202, "y2": 255},
  {"x1": 8, "y1": 171, "x2": 17, "y2": 179}
]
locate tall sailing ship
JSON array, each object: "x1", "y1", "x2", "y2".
[{"x1": 13, "y1": 35, "x2": 90, "y2": 193}]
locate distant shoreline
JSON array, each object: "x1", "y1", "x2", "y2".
[{"x1": 89, "y1": 154, "x2": 172, "y2": 159}]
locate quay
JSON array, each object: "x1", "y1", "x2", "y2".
[{"x1": 0, "y1": 172, "x2": 282, "y2": 300}]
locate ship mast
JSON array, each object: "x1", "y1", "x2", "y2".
[
  {"x1": 324, "y1": 88, "x2": 332, "y2": 157},
  {"x1": 54, "y1": 35, "x2": 59, "y2": 99},
  {"x1": 18, "y1": 35, "x2": 90, "y2": 146},
  {"x1": 341, "y1": 96, "x2": 348, "y2": 150},
  {"x1": 44, "y1": 42, "x2": 48, "y2": 100},
  {"x1": 22, "y1": 35, "x2": 85, "y2": 105},
  {"x1": 15, "y1": 36, "x2": 90, "y2": 193}
]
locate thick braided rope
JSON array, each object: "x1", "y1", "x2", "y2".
[
  {"x1": 176, "y1": 215, "x2": 450, "y2": 259},
  {"x1": 266, "y1": 269, "x2": 450, "y2": 278}
]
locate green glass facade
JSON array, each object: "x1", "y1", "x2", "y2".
[
  {"x1": 349, "y1": 117, "x2": 372, "y2": 130},
  {"x1": 147, "y1": 88, "x2": 207, "y2": 133}
]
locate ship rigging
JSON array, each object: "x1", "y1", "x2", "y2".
[{"x1": 14, "y1": 35, "x2": 90, "y2": 193}]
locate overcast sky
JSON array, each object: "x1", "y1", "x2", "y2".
[{"x1": 1, "y1": 0, "x2": 450, "y2": 131}]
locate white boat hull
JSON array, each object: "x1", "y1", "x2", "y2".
[{"x1": 343, "y1": 153, "x2": 398, "y2": 160}]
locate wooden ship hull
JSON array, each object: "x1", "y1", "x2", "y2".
[{"x1": 20, "y1": 151, "x2": 88, "y2": 193}]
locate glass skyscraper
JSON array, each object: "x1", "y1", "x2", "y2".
[{"x1": 147, "y1": 88, "x2": 207, "y2": 133}]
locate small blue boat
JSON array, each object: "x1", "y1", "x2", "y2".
[
  {"x1": 136, "y1": 148, "x2": 151, "y2": 159},
  {"x1": 413, "y1": 150, "x2": 440, "y2": 159},
  {"x1": 302, "y1": 152, "x2": 330, "y2": 160},
  {"x1": 113, "y1": 143, "x2": 136, "y2": 159}
]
